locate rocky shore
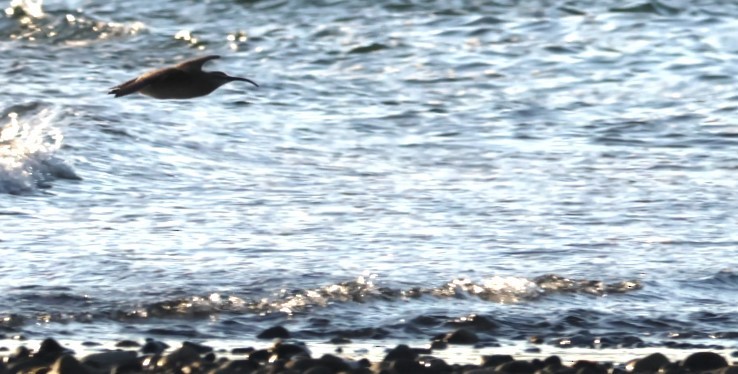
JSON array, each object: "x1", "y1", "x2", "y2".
[{"x1": 1, "y1": 327, "x2": 736, "y2": 374}]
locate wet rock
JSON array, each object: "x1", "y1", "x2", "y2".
[
  {"x1": 482, "y1": 354, "x2": 514, "y2": 367},
  {"x1": 417, "y1": 356, "x2": 449, "y2": 371},
  {"x1": 81, "y1": 341, "x2": 100, "y2": 347},
  {"x1": 627, "y1": 352, "x2": 669, "y2": 372},
  {"x1": 248, "y1": 348, "x2": 271, "y2": 364},
  {"x1": 271, "y1": 341, "x2": 310, "y2": 360},
  {"x1": 316, "y1": 354, "x2": 352, "y2": 372},
  {"x1": 682, "y1": 352, "x2": 728, "y2": 371},
  {"x1": 212, "y1": 359, "x2": 258, "y2": 373},
  {"x1": 497, "y1": 360, "x2": 538, "y2": 374},
  {"x1": 329, "y1": 336, "x2": 351, "y2": 344},
  {"x1": 430, "y1": 340, "x2": 448, "y2": 350},
  {"x1": 81, "y1": 350, "x2": 138, "y2": 371},
  {"x1": 257, "y1": 325, "x2": 290, "y2": 339},
  {"x1": 183, "y1": 341, "x2": 213, "y2": 354},
  {"x1": 304, "y1": 365, "x2": 334, "y2": 374},
  {"x1": 529, "y1": 336, "x2": 544, "y2": 344},
  {"x1": 284, "y1": 356, "x2": 317, "y2": 371},
  {"x1": 718, "y1": 367, "x2": 738, "y2": 374},
  {"x1": 49, "y1": 355, "x2": 92, "y2": 374},
  {"x1": 443, "y1": 328, "x2": 479, "y2": 345},
  {"x1": 157, "y1": 344, "x2": 201, "y2": 371},
  {"x1": 7, "y1": 340, "x2": 67, "y2": 374},
  {"x1": 230, "y1": 346, "x2": 254, "y2": 355},
  {"x1": 10, "y1": 345, "x2": 31, "y2": 360},
  {"x1": 383, "y1": 344, "x2": 418, "y2": 362},
  {"x1": 141, "y1": 339, "x2": 168, "y2": 355},
  {"x1": 573, "y1": 360, "x2": 607, "y2": 374},
  {"x1": 115, "y1": 340, "x2": 140, "y2": 348},
  {"x1": 389, "y1": 358, "x2": 424, "y2": 373},
  {"x1": 38, "y1": 338, "x2": 67, "y2": 358}
]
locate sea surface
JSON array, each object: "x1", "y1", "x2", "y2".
[{"x1": 1, "y1": 0, "x2": 737, "y2": 355}]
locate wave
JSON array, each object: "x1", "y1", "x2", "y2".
[
  {"x1": 0, "y1": 103, "x2": 79, "y2": 194},
  {"x1": 2, "y1": 0, "x2": 144, "y2": 44}
]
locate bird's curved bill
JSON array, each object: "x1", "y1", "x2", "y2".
[{"x1": 229, "y1": 76, "x2": 259, "y2": 87}]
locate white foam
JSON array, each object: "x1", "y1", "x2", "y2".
[{"x1": 0, "y1": 108, "x2": 78, "y2": 194}]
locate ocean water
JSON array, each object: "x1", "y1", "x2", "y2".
[{"x1": 0, "y1": 0, "x2": 736, "y2": 354}]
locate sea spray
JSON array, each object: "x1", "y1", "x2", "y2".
[{"x1": 0, "y1": 107, "x2": 78, "y2": 194}]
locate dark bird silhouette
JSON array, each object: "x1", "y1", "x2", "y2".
[{"x1": 108, "y1": 55, "x2": 258, "y2": 99}]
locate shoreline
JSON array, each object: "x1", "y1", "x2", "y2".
[{"x1": 2, "y1": 336, "x2": 736, "y2": 373}]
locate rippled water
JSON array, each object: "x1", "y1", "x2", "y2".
[{"x1": 1, "y1": 0, "x2": 736, "y2": 353}]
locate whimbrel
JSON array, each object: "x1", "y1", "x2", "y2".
[{"x1": 108, "y1": 55, "x2": 258, "y2": 99}]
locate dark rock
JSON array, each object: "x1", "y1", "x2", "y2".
[
  {"x1": 158, "y1": 344, "x2": 201, "y2": 370},
  {"x1": 214, "y1": 359, "x2": 258, "y2": 373},
  {"x1": 430, "y1": 340, "x2": 447, "y2": 350},
  {"x1": 389, "y1": 359, "x2": 424, "y2": 374},
  {"x1": 317, "y1": 354, "x2": 351, "y2": 372},
  {"x1": 421, "y1": 357, "x2": 452, "y2": 373},
  {"x1": 257, "y1": 325, "x2": 290, "y2": 339},
  {"x1": 304, "y1": 365, "x2": 334, "y2": 374},
  {"x1": 718, "y1": 367, "x2": 738, "y2": 374},
  {"x1": 248, "y1": 348, "x2": 271, "y2": 364},
  {"x1": 497, "y1": 360, "x2": 537, "y2": 374},
  {"x1": 38, "y1": 338, "x2": 66, "y2": 358},
  {"x1": 284, "y1": 357, "x2": 318, "y2": 371},
  {"x1": 383, "y1": 344, "x2": 418, "y2": 362},
  {"x1": 8, "y1": 345, "x2": 63, "y2": 374},
  {"x1": 524, "y1": 347, "x2": 541, "y2": 353},
  {"x1": 329, "y1": 336, "x2": 351, "y2": 344},
  {"x1": 80, "y1": 341, "x2": 100, "y2": 347},
  {"x1": 682, "y1": 352, "x2": 728, "y2": 371},
  {"x1": 203, "y1": 352, "x2": 216, "y2": 362},
  {"x1": 49, "y1": 355, "x2": 91, "y2": 374},
  {"x1": 443, "y1": 328, "x2": 479, "y2": 345},
  {"x1": 115, "y1": 340, "x2": 140, "y2": 348},
  {"x1": 141, "y1": 339, "x2": 168, "y2": 355},
  {"x1": 81, "y1": 351, "x2": 138, "y2": 371},
  {"x1": 628, "y1": 352, "x2": 669, "y2": 372},
  {"x1": 573, "y1": 361, "x2": 607, "y2": 374},
  {"x1": 110, "y1": 359, "x2": 144, "y2": 374},
  {"x1": 543, "y1": 355, "x2": 563, "y2": 369},
  {"x1": 183, "y1": 341, "x2": 213, "y2": 354},
  {"x1": 231, "y1": 347, "x2": 254, "y2": 355},
  {"x1": 11, "y1": 345, "x2": 31, "y2": 360},
  {"x1": 482, "y1": 354, "x2": 514, "y2": 367},
  {"x1": 463, "y1": 368, "x2": 496, "y2": 374},
  {"x1": 272, "y1": 342, "x2": 310, "y2": 360}
]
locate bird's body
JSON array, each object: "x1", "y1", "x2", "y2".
[{"x1": 108, "y1": 55, "x2": 258, "y2": 99}]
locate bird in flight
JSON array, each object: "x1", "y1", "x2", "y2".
[{"x1": 108, "y1": 55, "x2": 258, "y2": 99}]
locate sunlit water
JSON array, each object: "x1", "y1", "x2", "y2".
[{"x1": 0, "y1": 0, "x2": 736, "y2": 355}]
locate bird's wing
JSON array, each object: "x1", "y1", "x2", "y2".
[
  {"x1": 108, "y1": 68, "x2": 177, "y2": 98},
  {"x1": 175, "y1": 55, "x2": 221, "y2": 73}
]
